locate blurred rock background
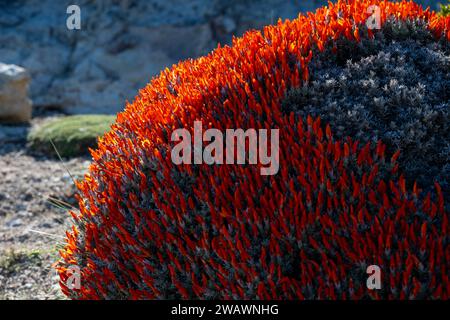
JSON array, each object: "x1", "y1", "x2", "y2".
[{"x1": 0, "y1": 0, "x2": 442, "y2": 116}]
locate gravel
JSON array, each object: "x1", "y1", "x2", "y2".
[{"x1": 0, "y1": 118, "x2": 90, "y2": 300}]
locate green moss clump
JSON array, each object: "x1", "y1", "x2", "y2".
[
  {"x1": 27, "y1": 115, "x2": 115, "y2": 158},
  {"x1": 0, "y1": 249, "x2": 42, "y2": 275},
  {"x1": 439, "y1": 1, "x2": 450, "y2": 16}
]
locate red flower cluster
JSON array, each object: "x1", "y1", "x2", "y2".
[{"x1": 58, "y1": 0, "x2": 449, "y2": 299}]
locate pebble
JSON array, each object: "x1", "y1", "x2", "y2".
[
  {"x1": 18, "y1": 211, "x2": 33, "y2": 217},
  {"x1": 6, "y1": 218, "x2": 23, "y2": 228}
]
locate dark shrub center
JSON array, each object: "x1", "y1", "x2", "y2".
[{"x1": 282, "y1": 26, "x2": 450, "y2": 199}]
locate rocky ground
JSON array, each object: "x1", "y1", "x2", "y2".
[{"x1": 0, "y1": 116, "x2": 90, "y2": 299}]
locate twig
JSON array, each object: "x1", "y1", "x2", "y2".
[{"x1": 49, "y1": 137, "x2": 77, "y2": 186}]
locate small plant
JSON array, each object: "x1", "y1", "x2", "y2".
[
  {"x1": 0, "y1": 249, "x2": 42, "y2": 275},
  {"x1": 57, "y1": 0, "x2": 449, "y2": 300}
]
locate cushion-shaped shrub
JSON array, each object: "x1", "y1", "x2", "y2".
[{"x1": 57, "y1": 0, "x2": 449, "y2": 299}]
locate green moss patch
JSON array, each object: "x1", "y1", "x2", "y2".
[
  {"x1": 0, "y1": 249, "x2": 42, "y2": 276},
  {"x1": 439, "y1": 1, "x2": 450, "y2": 16},
  {"x1": 27, "y1": 115, "x2": 115, "y2": 158}
]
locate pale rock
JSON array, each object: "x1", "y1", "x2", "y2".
[
  {"x1": 6, "y1": 217, "x2": 23, "y2": 228},
  {"x1": 0, "y1": 63, "x2": 32, "y2": 122}
]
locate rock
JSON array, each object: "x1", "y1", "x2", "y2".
[
  {"x1": 38, "y1": 222, "x2": 53, "y2": 229},
  {"x1": 0, "y1": 124, "x2": 28, "y2": 142},
  {"x1": 0, "y1": 63, "x2": 32, "y2": 123},
  {"x1": 18, "y1": 211, "x2": 33, "y2": 218},
  {"x1": 46, "y1": 23, "x2": 213, "y2": 114},
  {"x1": 6, "y1": 218, "x2": 23, "y2": 228},
  {"x1": 212, "y1": 16, "x2": 237, "y2": 43},
  {"x1": 217, "y1": 16, "x2": 237, "y2": 34}
]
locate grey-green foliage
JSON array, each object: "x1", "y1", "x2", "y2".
[{"x1": 282, "y1": 19, "x2": 449, "y2": 199}]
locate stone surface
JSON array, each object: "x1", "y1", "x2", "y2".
[
  {"x1": 5, "y1": 218, "x2": 23, "y2": 228},
  {"x1": 0, "y1": 0, "x2": 442, "y2": 115},
  {"x1": 0, "y1": 63, "x2": 32, "y2": 122}
]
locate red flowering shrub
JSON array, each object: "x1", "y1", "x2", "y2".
[{"x1": 58, "y1": 0, "x2": 449, "y2": 299}]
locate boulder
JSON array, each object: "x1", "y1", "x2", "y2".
[{"x1": 0, "y1": 63, "x2": 32, "y2": 122}]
